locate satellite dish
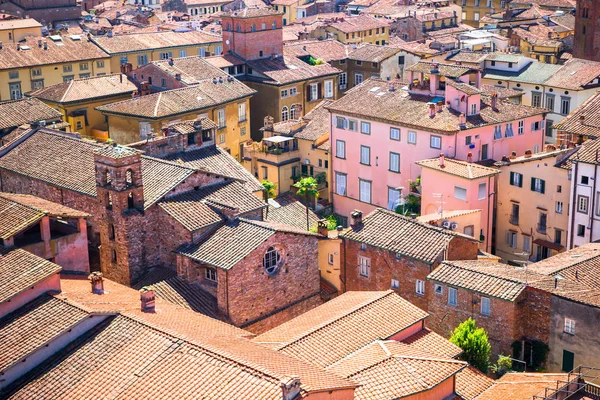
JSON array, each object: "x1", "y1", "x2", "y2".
[{"x1": 226, "y1": 39, "x2": 230, "y2": 45}]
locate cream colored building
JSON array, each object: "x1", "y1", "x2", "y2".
[{"x1": 495, "y1": 148, "x2": 574, "y2": 264}]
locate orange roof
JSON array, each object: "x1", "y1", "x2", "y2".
[
  {"x1": 455, "y1": 366, "x2": 494, "y2": 400},
  {"x1": 477, "y1": 373, "x2": 570, "y2": 400}
]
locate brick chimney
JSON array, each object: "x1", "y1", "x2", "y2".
[
  {"x1": 89, "y1": 271, "x2": 105, "y2": 294},
  {"x1": 221, "y1": 206, "x2": 240, "y2": 221},
  {"x1": 429, "y1": 103, "x2": 436, "y2": 118},
  {"x1": 491, "y1": 93, "x2": 498, "y2": 111},
  {"x1": 140, "y1": 286, "x2": 156, "y2": 312},
  {"x1": 436, "y1": 101, "x2": 443, "y2": 113},
  {"x1": 351, "y1": 210, "x2": 363, "y2": 230},
  {"x1": 317, "y1": 219, "x2": 328, "y2": 236},
  {"x1": 439, "y1": 153, "x2": 445, "y2": 168},
  {"x1": 467, "y1": 152, "x2": 473, "y2": 163},
  {"x1": 281, "y1": 376, "x2": 301, "y2": 400}
]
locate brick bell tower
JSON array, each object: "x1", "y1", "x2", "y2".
[
  {"x1": 574, "y1": 0, "x2": 600, "y2": 61},
  {"x1": 94, "y1": 143, "x2": 146, "y2": 286}
]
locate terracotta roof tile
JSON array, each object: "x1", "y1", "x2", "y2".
[
  {"x1": 326, "y1": 15, "x2": 388, "y2": 33},
  {"x1": 284, "y1": 39, "x2": 348, "y2": 62},
  {"x1": 0, "y1": 247, "x2": 61, "y2": 303},
  {"x1": 341, "y1": 208, "x2": 465, "y2": 264},
  {"x1": 293, "y1": 99, "x2": 331, "y2": 141},
  {"x1": 96, "y1": 77, "x2": 255, "y2": 119},
  {"x1": 0, "y1": 98, "x2": 63, "y2": 130},
  {"x1": 417, "y1": 157, "x2": 499, "y2": 179},
  {"x1": 253, "y1": 291, "x2": 429, "y2": 367},
  {"x1": 0, "y1": 295, "x2": 89, "y2": 372},
  {"x1": 133, "y1": 267, "x2": 220, "y2": 319},
  {"x1": 455, "y1": 365, "x2": 494, "y2": 400},
  {"x1": 0, "y1": 195, "x2": 45, "y2": 240},
  {"x1": 446, "y1": 79, "x2": 482, "y2": 95},
  {"x1": 0, "y1": 193, "x2": 89, "y2": 219},
  {"x1": 91, "y1": 31, "x2": 220, "y2": 54},
  {"x1": 247, "y1": 56, "x2": 340, "y2": 86},
  {"x1": 0, "y1": 35, "x2": 108, "y2": 70},
  {"x1": 477, "y1": 373, "x2": 570, "y2": 400},
  {"x1": 264, "y1": 194, "x2": 319, "y2": 231},
  {"x1": 326, "y1": 79, "x2": 546, "y2": 134},
  {"x1": 147, "y1": 56, "x2": 231, "y2": 85},
  {"x1": 327, "y1": 340, "x2": 467, "y2": 400},
  {"x1": 0, "y1": 129, "x2": 196, "y2": 209},
  {"x1": 177, "y1": 217, "x2": 316, "y2": 269},
  {"x1": 159, "y1": 180, "x2": 266, "y2": 232},
  {"x1": 400, "y1": 327, "x2": 462, "y2": 358},
  {"x1": 543, "y1": 58, "x2": 600, "y2": 91},
  {"x1": 406, "y1": 61, "x2": 474, "y2": 78},
  {"x1": 347, "y1": 43, "x2": 399, "y2": 63},
  {"x1": 0, "y1": 18, "x2": 41, "y2": 29},
  {"x1": 162, "y1": 144, "x2": 264, "y2": 192},
  {"x1": 30, "y1": 74, "x2": 136, "y2": 104},
  {"x1": 553, "y1": 91, "x2": 600, "y2": 136},
  {"x1": 480, "y1": 84, "x2": 525, "y2": 99},
  {"x1": 224, "y1": 7, "x2": 284, "y2": 18}
]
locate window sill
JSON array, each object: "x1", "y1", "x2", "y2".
[
  {"x1": 563, "y1": 331, "x2": 575, "y2": 336},
  {"x1": 389, "y1": 170, "x2": 401, "y2": 174},
  {"x1": 217, "y1": 126, "x2": 227, "y2": 130},
  {"x1": 238, "y1": 119, "x2": 247, "y2": 123}
]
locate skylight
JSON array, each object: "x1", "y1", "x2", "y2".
[
  {"x1": 49, "y1": 35, "x2": 62, "y2": 42},
  {"x1": 370, "y1": 87, "x2": 381, "y2": 92}
]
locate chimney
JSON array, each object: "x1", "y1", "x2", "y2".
[
  {"x1": 264, "y1": 115, "x2": 274, "y2": 130},
  {"x1": 491, "y1": 93, "x2": 498, "y2": 111},
  {"x1": 459, "y1": 113, "x2": 466, "y2": 127},
  {"x1": 545, "y1": 144, "x2": 556, "y2": 151},
  {"x1": 554, "y1": 277, "x2": 558, "y2": 289},
  {"x1": 411, "y1": 213, "x2": 417, "y2": 219},
  {"x1": 140, "y1": 286, "x2": 156, "y2": 312},
  {"x1": 281, "y1": 376, "x2": 301, "y2": 400},
  {"x1": 524, "y1": 149, "x2": 532, "y2": 158},
  {"x1": 439, "y1": 153, "x2": 445, "y2": 168},
  {"x1": 510, "y1": 151, "x2": 517, "y2": 159},
  {"x1": 221, "y1": 206, "x2": 240, "y2": 221},
  {"x1": 89, "y1": 271, "x2": 105, "y2": 294},
  {"x1": 350, "y1": 210, "x2": 363, "y2": 230},
  {"x1": 317, "y1": 219, "x2": 328, "y2": 236},
  {"x1": 120, "y1": 63, "x2": 126, "y2": 74},
  {"x1": 548, "y1": 32, "x2": 553, "y2": 40},
  {"x1": 436, "y1": 101, "x2": 443, "y2": 113},
  {"x1": 429, "y1": 103, "x2": 436, "y2": 118},
  {"x1": 467, "y1": 152, "x2": 473, "y2": 163},
  {"x1": 168, "y1": 57, "x2": 174, "y2": 66},
  {"x1": 580, "y1": 115, "x2": 585, "y2": 123},
  {"x1": 16, "y1": 43, "x2": 20, "y2": 50},
  {"x1": 43, "y1": 40, "x2": 48, "y2": 50},
  {"x1": 37, "y1": 39, "x2": 42, "y2": 47},
  {"x1": 175, "y1": 73, "x2": 181, "y2": 81}
]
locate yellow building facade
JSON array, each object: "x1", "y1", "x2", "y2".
[
  {"x1": 91, "y1": 31, "x2": 223, "y2": 73},
  {"x1": 495, "y1": 149, "x2": 572, "y2": 264},
  {"x1": 0, "y1": 18, "x2": 42, "y2": 43},
  {"x1": 0, "y1": 35, "x2": 111, "y2": 102}
]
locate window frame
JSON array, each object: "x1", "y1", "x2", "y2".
[
  {"x1": 359, "y1": 178, "x2": 372, "y2": 204},
  {"x1": 415, "y1": 279, "x2": 425, "y2": 296},
  {"x1": 389, "y1": 152, "x2": 400, "y2": 173},
  {"x1": 481, "y1": 297, "x2": 491, "y2": 316},
  {"x1": 335, "y1": 140, "x2": 346, "y2": 159},
  {"x1": 448, "y1": 287, "x2": 457, "y2": 306},
  {"x1": 430, "y1": 135, "x2": 442, "y2": 149},
  {"x1": 390, "y1": 127, "x2": 400, "y2": 141}
]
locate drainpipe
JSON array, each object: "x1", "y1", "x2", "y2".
[
  {"x1": 569, "y1": 161, "x2": 579, "y2": 249},
  {"x1": 590, "y1": 156, "x2": 599, "y2": 242},
  {"x1": 487, "y1": 174, "x2": 493, "y2": 253}
]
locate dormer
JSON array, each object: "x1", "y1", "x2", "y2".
[{"x1": 445, "y1": 80, "x2": 482, "y2": 116}]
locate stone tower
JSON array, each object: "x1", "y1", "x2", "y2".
[
  {"x1": 94, "y1": 143, "x2": 146, "y2": 286},
  {"x1": 573, "y1": 0, "x2": 600, "y2": 61}
]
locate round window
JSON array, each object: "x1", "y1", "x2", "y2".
[
  {"x1": 549, "y1": 88, "x2": 553, "y2": 92},
  {"x1": 498, "y1": 81, "x2": 503, "y2": 85},
  {"x1": 263, "y1": 246, "x2": 282, "y2": 275},
  {"x1": 516, "y1": 83, "x2": 521, "y2": 87},
  {"x1": 535, "y1": 86, "x2": 540, "y2": 90},
  {"x1": 565, "y1": 91, "x2": 569, "y2": 95}
]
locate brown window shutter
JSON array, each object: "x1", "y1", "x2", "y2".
[
  {"x1": 317, "y1": 83, "x2": 322, "y2": 99},
  {"x1": 306, "y1": 85, "x2": 311, "y2": 101}
]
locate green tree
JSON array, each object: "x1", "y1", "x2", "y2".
[
  {"x1": 450, "y1": 318, "x2": 491, "y2": 373},
  {"x1": 262, "y1": 180, "x2": 277, "y2": 200},
  {"x1": 490, "y1": 354, "x2": 513, "y2": 377},
  {"x1": 294, "y1": 177, "x2": 319, "y2": 230}
]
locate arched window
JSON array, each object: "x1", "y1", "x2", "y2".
[
  {"x1": 236, "y1": 24, "x2": 241, "y2": 32},
  {"x1": 108, "y1": 224, "x2": 115, "y2": 240},
  {"x1": 281, "y1": 106, "x2": 289, "y2": 121},
  {"x1": 262, "y1": 23, "x2": 266, "y2": 30},
  {"x1": 290, "y1": 104, "x2": 296, "y2": 120},
  {"x1": 111, "y1": 249, "x2": 117, "y2": 263},
  {"x1": 263, "y1": 246, "x2": 282, "y2": 274},
  {"x1": 272, "y1": 21, "x2": 277, "y2": 30},
  {"x1": 251, "y1": 24, "x2": 256, "y2": 32},
  {"x1": 128, "y1": 193, "x2": 135, "y2": 209}
]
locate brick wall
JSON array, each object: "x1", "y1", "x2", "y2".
[
  {"x1": 128, "y1": 64, "x2": 188, "y2": 91},
  {"x1": 221, "y1": 14, "x2": 283, "y2": 60},
  {"x1": 447, "y1": 236, "x2": 479, "y2": 261},
  {"x1": 243, "y1": 293, "x2": 322, "y2": 334},
  {"x1": 426, "y1": 279, "x2": 520, "y2": 358},
  {"x1": 342, "y1": 240, "x2": 434, "y2": 311}
]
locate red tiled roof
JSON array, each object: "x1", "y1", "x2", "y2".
[
  {"x1": 0, "y1": 98, "x2": 63, "y2": 130},
  {"x1": 553, "y1": 91, "x2": 600, "y2": 136},
  {"x1": 455, "y1": 366, "x2": 494, "y2": 400},
  {"x1": 30, "y1": 74, "x2": 136, "y2": 104}
]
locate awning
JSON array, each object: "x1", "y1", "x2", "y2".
[
  {"x1": 533, "y1": 238, "x2": 565, "y2": 252},
  {"x1": 264, "y1": 135, "x2": 294, "y2": 143}
]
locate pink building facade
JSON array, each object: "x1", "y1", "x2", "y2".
[{"x1": 328, "y1": 62, "x2": 547, "y2": 224}]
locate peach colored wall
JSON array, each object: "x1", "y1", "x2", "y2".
[
  {"x1": 404, "y1": 376, "x2": 455, "y2": 400},
  {"x1": 306, "y1": 389, "x2": 355, "y2": 400},
  {"x1": 420, "y1": 168, "x2": 496, "y2": 252},
  {"x1": 0, "y1": 273, "x2": 61, "y2": 319},
  {"x1": 388, "y1": 320, "x2": 425, "y2": 341},
  {"x1": 331, "y1": 110, "x2": 544, "y2": 221}
]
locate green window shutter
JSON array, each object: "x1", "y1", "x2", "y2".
[
  {"x1": 518, "y1": 173, "x2": 523, "y2": 187},
  {"x1": 531, "y1": 177, "x2": 536, "y2": 191},
  {"x1": 541, "y1": 179, "x2": 545, "y2": 194},
  {"x1": 510, "y1": 172, "x2": 515, "y2": 185}
]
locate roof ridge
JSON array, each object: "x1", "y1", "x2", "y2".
[
  {"x1": 61, "y1": 79, "x2": 75, "y2": 103},
  {"x1": 441, "y1": 261, "x2": 539, "y2": 285},
  {"x1": 277, "y1": 291, "x2": 395, "y2": 351}
]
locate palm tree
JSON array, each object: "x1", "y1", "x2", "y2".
[
  {"x1": 293, "y1": 177, "x2": 319, "y2": 230},
  {"x1": 262, "y1": 180, "x2": 277, "y2": 201}
]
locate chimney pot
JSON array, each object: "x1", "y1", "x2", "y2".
[
  {"x1": 459, "y1": 113, "x2": 466, "y2": 126},
  {"x1": 580, "y1": 115, "x2": 585, "y2": 122},
  {"x1": 88, "y1": 271, "x2": 105, "y2": 294},
  {"x1": 140, "y1": 286, "x2": 156, "y2": 312},
  {"x1": 491, "y1": 93, "x2": 498, "y2": 110},
  {"x1": 429, "y1": 103, "x2": 436, "y2": 118},
  {"x1": 281, "y1": 376, "x2": 301, "y2": 400},
  {"x1": 524, "y1": 149, "x2": 532, "y2": 158},
  {"x1": 351, "y1": 210, "x2": 363, "y2": 230},
  {"x1": 510, "y1": 151, "x2": 517, "y2": 159},
  {"x1": 467, "y1": 152, "x2": 473, "y2": 163},
  {"x1": 439, "y1": 153, "x2": 445, "y2": 168}
]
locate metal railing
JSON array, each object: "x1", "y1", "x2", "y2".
[{"x1": 532, "y1": 366, "x2": 600, "y2": 400}]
